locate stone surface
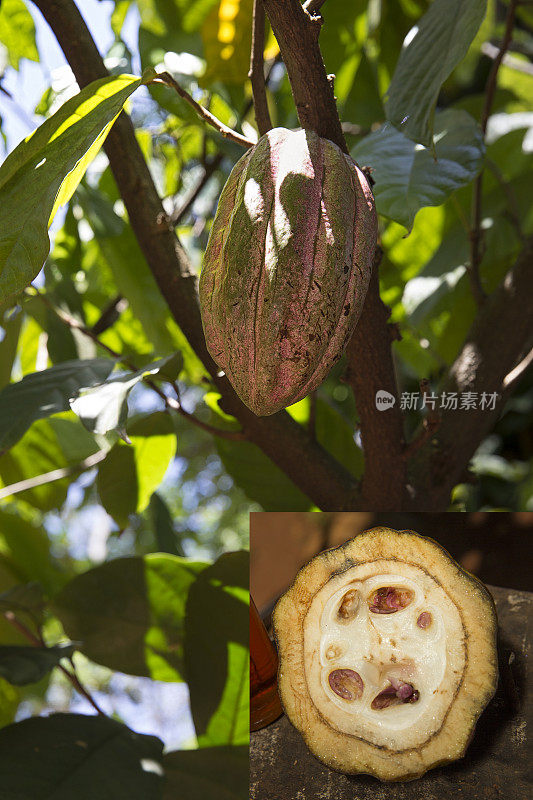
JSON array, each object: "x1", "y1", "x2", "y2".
[{"x1": 250, "y1": 585, "x2": 532, "y2": 800}]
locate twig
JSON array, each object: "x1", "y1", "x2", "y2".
[
  {"x1": 170, "y1": 152, "x2": 223, "y2": 225},
  {"x1": 90, "y1": 295, "x2": 127, "y2": 335},
  {"x1": 484, "y1": 158, "x2": 525, "y2": 241},
  {"x1": 27, "y1": 287, "x2": 247, "y2": 442},
  {"x1": 481, "y1": 41, "x2": 533, "y2": 76},
  {"x1": 469, "y1": 0, "x2": 518, "y2": 307},
  {"x1": 249, "y1": 0, "x2": 272, "y2": 136},
  {"x1": 3, "y1": 611, "x2": 105, "y2": 715},
  {"x1": 150, "y1": 72, "x2": 255, "y2": 148},
  {"x1": 0, "y1": 450, "x2": 108, "y2": 500},
  {"x1": 503, "y1": 345, "x2": 533, "y2": 391}
]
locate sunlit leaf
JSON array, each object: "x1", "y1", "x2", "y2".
[
  {"x1": 385, "y1": 0, "x2": 486, "y2": 146},
  {"x1": 352, "y1": 110, "x2": 484, "y2": 230},
  {"x1": 0, "y1": 358, "x2": 113, "y2": 451},
  {"x1": 0, "y1": 73, "x2": 149, "y2": 306},
  {"x1": 0, "y1": 0, "x2": 38, "y2": 70},
  {"x1": 70, "y1": 353, "x2": 182, "y2": 436},
  {"x1": 185, "y1": 551, "x2": 249, "y2": 746}
]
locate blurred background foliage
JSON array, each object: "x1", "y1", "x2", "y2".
[
  {"x1": 0, "y1": 1, "x2": 532, "y2": 601},
  {"x1": 0, "y1": 0, "x2": 533, "y2": 558},
  {"x1": 0, "y1": 0, "x2": 531, "y2": 760}
]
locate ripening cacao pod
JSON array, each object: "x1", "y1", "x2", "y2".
[{"x1": 199, "y1": 127, "x2": 377, "y2": 416}]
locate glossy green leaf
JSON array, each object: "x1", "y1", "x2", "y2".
[
  {"x1": 0, "y1": 73, "x2": 147, "y2": 306},
  {"x1": 385, "y1": 0, "x2": 486, "y2": 146},
  {"x1": 0, "y1": 713, "x2": 164, "y2": 800},
  {"x1": 185, "y1": 551, "x2": 249, "y2": 747},
  {"x1": 0, "y1": 358, "x2": 113, "y2": 452},
  {"x1": 352, "y1": 110, "x2": 484, "y2": 230},
  {"x1": 52, "y1": 554, "x2": 208, "y2": 681},
  {"x1": 0, "y1": 643, "x2": 75, "y2": 686},
  {"x1": 163, "y1": 746, "x2": 248, "y2": 800},
  {"x1": 0, "y1": 0, "x2": 38, "y2": 70},
  {"x1": 70, "y1": 353, "x2": 182, "y2": 436},
  {"x1": 97, "y1": 429, "x2": 177, "y2": 528}
]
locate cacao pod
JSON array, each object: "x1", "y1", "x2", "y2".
[{"x1": 199, "y1": 127, "x2": 377, "y2": 416}]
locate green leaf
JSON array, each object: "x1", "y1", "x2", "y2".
[
  {"x1": 0, "y1": 308, "x2": 22, "y2": 388},
  {"x1": 0, "y1": 0, "x2": 39, "y2": 70},
  {"x1": 70, "y1": 354, "x2": 182, "y2": 436},
  {"x1": 352, "y1": 109, "x2": 484, "y2": 230},
  {"x1": 185, "y1": 551, "x2": 249, "y2": 747},
  {"x1": 0, "y1": 713, "x2": 164, "y2": 800},
  {"x1": 97, "y1": 429, "x2": 177, "y2": 528},
  {"x1": 163, "y1": 746, "x2": 248, "y2": 800},
  {"x1": 315, "y1": 398, "x2": 364, "y2": 478},
  {"x1": 0, "y1": 582, "x2": 44, "y2": 617},
  {"x1": 385, "y1": 0, "x2": 486, "y2": 146},
  {"x1": 0, "y1": 508, "x2": 65, "y2": 595},
  {"x1": 52, "y1": 554, "x2": 208, "y2": 681},
  {"x1": 0, "y1": 643, "x2": 75, "y2": 686},
  {"x1": 0, "y1": 74, "x2": 145, "y2": 306},
  {"x1": 0, "y1": 358, "x2": 113, "y2": 452},
  {"x1": 149, "y1": 492, "x2": 185, "y2": 556},
  {"x1": 0, "y1": 415, "x2": 102, "y2": 510},
  {"x1": 0, "y1": 676, "x2": 18, "y2": 729}
]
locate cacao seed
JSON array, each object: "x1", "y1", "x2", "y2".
[{"x1": 199, "y1": 127, "x2": 377, "y2": 415}]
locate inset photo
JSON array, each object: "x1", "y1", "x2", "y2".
[{"x1": 251, "y1": 512, "x2": 531, "y2": 799}]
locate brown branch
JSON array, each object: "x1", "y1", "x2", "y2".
[
  {"x1": 249, "y1": 0, "x2": 272, "y2": 136},
  {"x1": 3, "y1": 611, "x2": 105, "y2": 715},
  {"x1": 409, "y1": 237, "x2": 533, "y2": 509},
  {"x1": 30, "y1": 0, "x2": 358, "y2": 510},
  {"x1": 262, "y1": 0, "x2": 407, "y2": 509},
  {"x1": 151, "y1": 72, "x2": 255, "y2": 148},
  {"x1": 262, "y1": 0, "x2": 346, "y2": 148},
  {"x1": 90, "y1": 294, "x2": 127, "y2": 335},
  {"x1": 469, "y1": 0, "x2": 518, "y2": 308},
  {"x1": 345, "y1": 259, "x2": 408, "y2": 509}
]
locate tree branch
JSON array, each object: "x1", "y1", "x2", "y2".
[
  {"x1": 151, "y1": 72, "x2": 255, "y2": 148},
  {"x1": 262, "y1": 0, "x2": 406, "y2": 508},
  {"x1": 249, "y1": 0, "x2": 272, "y2": 136},
  {"x1": 0, "y1": 450, "x2": 108, "y2": 501},
  {"x1": 345, "y1": 259, "x2": 408, "y2": 508},
  {"x1": 469, "y1": 0, "x2": 518, "y2": 307},
  {"x1": 31, "y1": 0, "x2": 358, "y2": 511},
  {"x1": 409, "y1": 237, "x2": 533, "y2": 508},
  {"x1": 262, "y1": 0, "x2": 345, "y2": 148}
]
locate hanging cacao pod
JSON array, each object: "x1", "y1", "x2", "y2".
[{"x1": 199, "y1": 127, "x2": 377, "y2": 416}]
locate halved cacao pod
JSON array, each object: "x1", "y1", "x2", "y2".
[
  {"x1": 273, "y1": 527, "x2": 498, "y2": 781},
  {"x1": 199, "y1": 127, "x2": 377, "y2": 416}
]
